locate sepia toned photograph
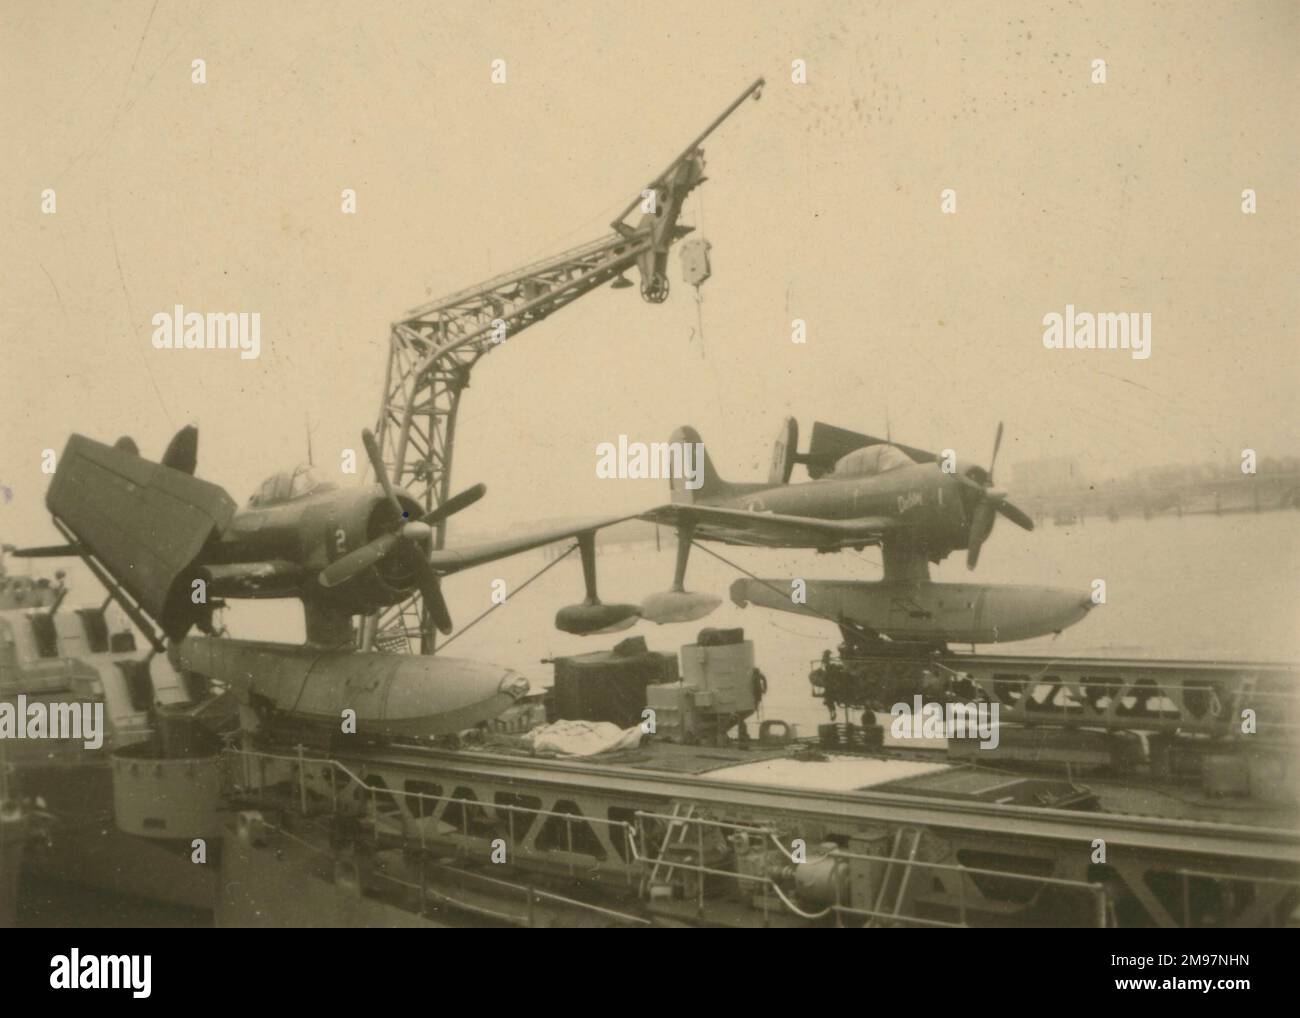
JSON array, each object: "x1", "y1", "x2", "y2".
[{"x1": 1, "y1": 0, "x2": 1297, "y2": 959}]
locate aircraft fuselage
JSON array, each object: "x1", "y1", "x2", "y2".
[
  {"x1": 703, "y1": 462, "x2": 971, "y2": 562},
  {"x1": 202, "y1": 484, "x2": 423, "y2": 612}
]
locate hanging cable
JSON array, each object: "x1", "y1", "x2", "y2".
[
  {"x1": 687, "y1": 539, "x2": 849, "y2": 631},
  {"x1": 694, "y1": 287, "x2": 706, "y2": 358},
  {"x1": 436, "y1": 542, "x2": 578, "y2": 651}
]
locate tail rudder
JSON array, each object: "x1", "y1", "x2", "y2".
[{"x1": 669, "y1": 425, "x2": 727, "y2": 502}]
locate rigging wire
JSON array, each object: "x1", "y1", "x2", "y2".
[
  {"x1": 435, "y1": 542, "x2": 578, "y2": 651},
  {"x1": 687, "y1": 539, "x2": 849, "y2": 632},
  {"x1": 693, "y1": 287, "x2": 706, "y2": 358}
]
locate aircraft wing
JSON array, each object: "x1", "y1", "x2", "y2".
[
  {"x1": 425, "y1": 514, "x2": 641, "y2": 575},
  {"x1": 805, "y1": 421, "x2": 938, "y2": 478},
  {"x1": 43, "y1": 434, "x2": 237, "y2": 638},
  {"x1": 640, "y1": 503, "x2": 899, "y2": 549}
]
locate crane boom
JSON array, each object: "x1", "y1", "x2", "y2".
[{"x1": 372, "y1": 78, "x2": 763, "y2": 652}]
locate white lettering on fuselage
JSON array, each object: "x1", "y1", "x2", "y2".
[{"x1": 896, "y1": 491, "x2": 923, "y2": 514}]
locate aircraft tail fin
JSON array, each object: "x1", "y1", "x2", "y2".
[
  {"x1": 669, "y1": 425, "x2": 728, "y2": 503},
  {"x1": 162, "y1": 424, "x2": 199, "y2": 475}
]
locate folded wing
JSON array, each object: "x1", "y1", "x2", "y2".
[
  {"x1": 44, "y1": 434, "x2": 236, "y2": 638},
  {"x1": 803, "y1": 421, "x2": 938, "y2": 478}
]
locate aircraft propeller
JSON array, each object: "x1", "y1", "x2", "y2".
[
  {"x1": 960, "y1": 421, "x2": 1034, "y2": 569},
  {"x1": 318, "y1": 430, "x2": 485, "y2": 634}
]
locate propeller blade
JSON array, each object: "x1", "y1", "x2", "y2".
[
  {"x1": 989, "y1": 421, "x2": 1004, "y2": 483},
  {"x1": 362, "y1": 428, "x2": 405, "y2": 518},
  {"x1": 359, "y1": 613, "x2": 379, "y2": 652},
  {"x1": 966, "y1": 500, "x2": 997, "y2": 570},
  {"x1": 997, "y1": 500, "x2": 1035, "y2": 531},
  {"x1": 318, "y1": 533, "x2": 399, "y2": 588},
  {"x1": 419, "y1": 483, "x2": 487, "y2": 527},
  {"x1": 407, "y1": 550, "x2": 453, "y2": 634}
]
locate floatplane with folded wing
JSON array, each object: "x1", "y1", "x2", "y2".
[
  {"x1": 635, "y1": 418, "x2": 1097, "y2": 651},
  {"x1": 16, "y1": 426, "x2": 641, "y2": 738}
]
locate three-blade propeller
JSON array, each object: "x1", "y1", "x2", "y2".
[
  {"x1": 318, "y1": 429, "x2": 484, "y2": 634},
  {"x1": 960, "y1": 421, "x2": 1034, "y2": 569}
]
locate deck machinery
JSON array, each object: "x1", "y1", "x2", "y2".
[
  {"x1": 6, "y1": 473, "x2": 1299, "y2": 928},
  {"x1": 101, "y1": 632, "x2": 1299, "y2": 929}
]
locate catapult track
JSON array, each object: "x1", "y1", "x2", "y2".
[
  {"x1": 323, "y1": 742, "x2": 1300, "y2": 864},
  {"x1": 250, "y1": 647, "x2": 1300, "y2": 868},
  {"x1": 222, "y1": 714, "x2": 1299, "y2": 927},
  {"x1": 825, "y1": 649, "x2": 1299, "y2": 742},
  {"x1": 192, "y1": 648, "x2": 1300, "y2": 926},
  {"x1": 934, "y1": 652, "x2": 1297, "y2": 675}
]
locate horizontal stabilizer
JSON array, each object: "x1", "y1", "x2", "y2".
[
  {"x1": 46, "y1": 434, "x2": 236, "y2": 639},
  {"x1": 11, "y1": 543, "x2": 80, "y2": 558}
]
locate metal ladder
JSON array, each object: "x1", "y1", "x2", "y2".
[
  {"x1": 867, "y1": 826, "x2": 923, "y2": 926},
  {"x1": 643, "y1": 802, "x2": 698, "y2": 897}
]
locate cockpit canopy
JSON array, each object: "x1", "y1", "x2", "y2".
[
  {"x1": 829, "y1": 443, "x2": 916, "y2": 478},
  {"x1": 248, "y1": 464, "x2": 337, "y2": 506}
]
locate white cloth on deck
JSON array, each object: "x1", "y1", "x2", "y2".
[{"x1": 526, "y1": 719, "x2": 643, "y2": 757}]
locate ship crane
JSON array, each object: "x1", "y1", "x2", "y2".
[{"x1": 372, "y1": 78, "x2": 764, "y2": 652}]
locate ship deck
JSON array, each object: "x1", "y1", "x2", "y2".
[{"x1": 338, "y1": 734, "x2": 1300, "y2": 863}]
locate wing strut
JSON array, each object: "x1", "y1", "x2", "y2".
[
  {"x1": 671, "y1": 521, "x2": 695, "y2": 591},
  {"x1": 49, "y1": 517, "x2": 167, "y2": 654}
]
